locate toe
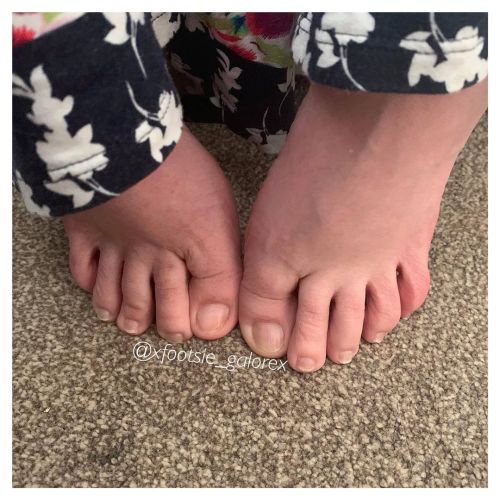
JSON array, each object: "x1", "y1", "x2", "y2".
[
  {"x1": 154, "y1": 253, "x2": 192, "y2": 343},
  {"x1": 187, "y1": 239, "x2": 241, "y2": 341},
  {"x1": 362, "y1": 274, "x2": 401, "y2": 343},
  {"x1": 327, "y1": 286, "x2": 366, "y2": 365},
  {"x1": 239, "y1": 261, "x2": 298, "y2": 358},
  {"x1": 189, "y1": 271, "x2": 240, "y2": 340},
  {"x1": 67, "y1": 233, "x2": 98, "y2": 293},
  {"x1": 397, "y1": 260, "x2": 431, "y2": 318},
  {"x1": 116, "y1": 252, "x2": 154, "y2": 335},
  {"x1": 92, "y1": 246, "x2": 123, "y2": 322},
  {"x1": 287, "y1": 276, "x2": 332, "y2": 373}
]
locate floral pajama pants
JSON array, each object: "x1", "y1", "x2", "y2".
[{"x1": 12, "y1": 12, "x2": 488, "y2": 217}]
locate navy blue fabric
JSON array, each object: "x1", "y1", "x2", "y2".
[
  {"x1": 13, "y1": 13, "x2": 180, "y2": 216},
  {"x1": 298, "y1": 13, "x2": 488, "y2": 93},
  {"x1": 12, "y1": 12, "x2": 488, "y2": 217},
  {"x1": 166, "y1": 17, "x2": 295, "y2": 150}
]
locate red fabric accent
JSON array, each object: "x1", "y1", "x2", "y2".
[
  {"x1": 230, "y1": 44, "x2": 257, "y2": 61},
  {"x1": 213, "y1": 28, "x2": 241, "y2": 43},
  {"x1": 13, "y1": 25, "x2": 35, "y2": 47},
  {"x1": 245, "y1": 13, "x2": 294, "y2": 38}
]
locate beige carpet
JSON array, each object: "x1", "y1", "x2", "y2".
[{"x1": 12, "y1": 115, "x2": 487, "y2": 488}]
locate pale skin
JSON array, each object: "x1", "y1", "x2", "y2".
[
  {"x1": 63, "y1": 129, "x2": 242, "y2": 343},
  {"x1": 64, "y1": 79, "x2": 487, "y2": 372}
]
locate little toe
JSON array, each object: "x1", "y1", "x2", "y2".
[
  {"x1": 92, "y1": 246, "x2": 123, "y2": 322},
  {"x1": 67, "y1": 232, "x2": 99, "y2": 293},
  {"x1": 397, "y1": 260, "x2": 431, "y2": 319},
  {"x1": 116, "y1": 253, "x2": 154, "y2": 335},
  {"x1": 154, "y1": 252, "x2": 192, "y2": 343},
  {"x1": 287, "y1": 276, "x2": 332, "y2": 373},
  {"x1": 362, "y1": 274, "x2": 401, "y2": 343},
  {"x1": 326, "y1": 286, "x2": 366, "y2": 365}
]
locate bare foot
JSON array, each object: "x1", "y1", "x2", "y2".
[
  {"x1": 239, "y1": 80, "x2": 487, "y2": 372},
  {"x1": 63, "y1": 127, "x2": 241, "y2": 342}
]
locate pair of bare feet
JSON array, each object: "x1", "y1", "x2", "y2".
[{"x1": 64, "y1": 82, "x2": 487, "y2": 373}]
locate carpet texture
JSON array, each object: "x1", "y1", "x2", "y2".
[{"x1": 12, "y1": 115, "x2": 487, "y2": 488}]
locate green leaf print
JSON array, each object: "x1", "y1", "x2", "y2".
[
  {"x1": 255, "y1": 37, "x2": 294, "y2": 68},
  {"x1": 42, "y1": 12, "x2": 61, "y2": 24}
]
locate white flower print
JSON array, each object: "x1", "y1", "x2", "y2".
[
  {"x1": 44, "y1": 178, "x2": 95, "y2": 209},
  {"x1": 126, "y1": 83, "x2": 183, "y2": 163},
  {"x1": 277, "y1": 67, "x2": 295, "y2": 93},
  {"x1": 185, "y1": 13, "x2": 206, "y2": 33},
  {"x1": 169, "y1": 53, "x2": 204, "y2": 95},
  {"x1": 247, "y1": 130, "x2": 287, "y2": 155},
  {"x1": 14, "y1": 170, "x2": 50, "y2": 216},
  {"x1": 246, "y1": 108, "x2": 287, "y2": 155},
  {"x1": 276, "y1": 67, "x2": 295, "y2": 121},
  {"x1": 315, "y1": 13, "x2": 375, "y2": 90},
  {"x1": 292, "y1": 13, "x2": 313, "y2": 75},
  {"x1": 210, "y1": 49, "x2": 242, "y2": 114},
  {"x1": 399, "y1": 14, "x2": 488, "y2": 92},
  {"x1": 320, "y1": 13, "x2": 375, "y2": 45},
  {"x1": 13, "y1": 65, "x2": 115, "y2": 209},
  {"x1": 151, "y1": 12, "x2": 180, "y2": 48},
  {"x1": 103, "y1": 13, "x2": 147, "y2": 77}
]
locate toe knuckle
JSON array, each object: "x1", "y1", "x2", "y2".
[
  {"x1": 154, "y1": 267, "x2": 184, "y2": 294},
  {"x1": 70, "y1": 265, "x2": 90, "y2": 290},
  {"x1": 295, "y1": 327, "x2": 322, "y2": 345},
  {"x1": 122, "y1": 299, "x2": 148, "y2": 316},
  {"x1": 68, "y1": 252, "x2": 81, "y2": 275},
  {"x1": 373, "y1": 304, "x2": 400, "y2": 329},
  {"x1": 92, "y1": 281, "x2": 108, "y2": 303},
  {"x1": 242, "y1": 260, "x2": 296, "y2": 300},
  {"x1": 409, "y1": 268, "x2": 431, "y2": 310},
  {"x1": 340, "y1": 297, "x2": 365, "y2": 315},
  {"x1": 154, "y1": 275, "x2": 176, "y2": 291},
  {"x1": 156, "y1": 312, "x2": 181, "y2": 329},
  {"x1": 414, "y1": 271, "x2": 431, "y2": 300},
  {"x1": 296, "y1": 313, "x2": 326, "y2": 340}
]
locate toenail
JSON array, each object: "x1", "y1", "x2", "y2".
[
  {"x1": 296, "y1": 357, "x2": 316, "y2": 372},
  {"x1": 337, "y1": 351, "x2": 355, "y2": 364},
  {"x1": 373, "y1": 333, "x2": 386, "y2": 343},
  {"x1": 252, "y1": 322, "x2": 284, "y2": 354},
  {"x1": 160, "y1": 332, "x2": 185, "y2": 344},
  {"x1": 196, "y1": 303, "x2": 229, "y2": 332},
  {"x1": 122, "y1": 319, "x2": 139, "y2": 334},
  {"x1": 95, "y1": 307, "x2": 112, "y2": 322}
]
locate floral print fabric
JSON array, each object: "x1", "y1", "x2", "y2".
[
  {"x1": 13, "y1": 12, "x2": 488, "y2": 217},
  {"x1": 164, "y1": 13, "x2": 296, "y2": 154},
  {"x1": 13, "y1": 13, "x2": 182, "y2": 216},
  {"x1": 12, "y1": 12, "x2": 84, "y2": 47},
  {"x1": 293, "y1": 12, "x2": 487, "y2": 93}
]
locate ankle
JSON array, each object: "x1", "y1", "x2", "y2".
[{"x1": 298, "y1": 81, "x2": 487, "y2": 166}]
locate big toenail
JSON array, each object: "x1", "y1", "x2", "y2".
[
  {"x1": 123, "y1": 319, "x2": 139, "y2": 334},
  {"x1": 160, "y1": 332, "x2": 185, "y2": 343},
  {"x1": 296, "y1": 357, "x2": 316, "y2": 372},
  {"x1": 252, "y1": 322, "x2": 284, "y2": 353},
  {"x1": 196, "y1": 303, "x2": 229, "y2": 332},
  {"x1": 337, "y1": 351, "x2": 355, "y2": 364},
  {"x1": 373, "y1": 333, "x2": 386, "y2": 343},
  {"x1": 95, "y1": 307, "x2": 112, "y2": 321}
]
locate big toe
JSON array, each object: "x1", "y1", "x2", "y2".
[
  {"x1": 238, "y1": 259, "x2": 298, "y2": 358},
  {"x1": 187, "y1": 234, "x2": 242, "y2": 340}
]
